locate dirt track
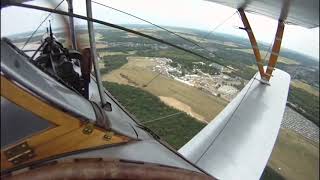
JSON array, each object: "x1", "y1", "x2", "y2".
[{"x1": 159, "y1": 96, "x2": 207, "y2": 123}]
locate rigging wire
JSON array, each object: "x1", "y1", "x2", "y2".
[
  {"x1": 89, "y1": 2, "x2": 239, "y2": 87},
  {"x1": 143, "y1": 73, "x2": 161, "y2": 87},
  {"x1": 141, "y1": 112, "x2": 184, "y2": 124},
  {"x1": 21, "y1": 0, "x2": 65, "y2": 50},
  {"x1": 92, "y1": 1, "x2": 221, "y2": 58},
  {"x1": 235, "y1": 10, "x2": 268, "y2": 69},
  {"x1": 91, "y1": 1, "x2": 236, "y2": 71},
  {"x1": 201, "y1": 11, "x2": 237, "y2": 39},
  {"x1": 262, "y1": 40, "x2": 273, "y2": 62},
  {"x1": 291, "y1": 63, "x2": 301, "y2": 80},
  {"x1": 9, "y1": 2, "x2": 237, "y2": 72},
  {"x1": 237, "y1": 8, "x2": 272, "y2": 65}
]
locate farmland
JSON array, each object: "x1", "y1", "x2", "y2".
[{"x1": 102, "y1": 57, "x2": 228, "y2": 122}]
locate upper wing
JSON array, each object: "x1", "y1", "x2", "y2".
[
  {"x1": 206, "y1": 0, "x2": 319, "y2": 28},
  {"x1": 2, "y1": 0, "x2": 318, "y2": 28},
  {"x1": 179, "y1": 68, "x2": 291, "y2": 180}
]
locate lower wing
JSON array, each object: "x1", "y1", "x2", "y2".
[{"x1": 179, "y1": 68, "x2": 291, "y2": 180}]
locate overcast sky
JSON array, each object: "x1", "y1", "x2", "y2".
[{"x1": 1, "y1": 0, "x2": 319, "y2": 59}]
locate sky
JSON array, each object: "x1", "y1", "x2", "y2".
[{"x1": 1, "y1": 0, "x2": 319, "y2": 59}]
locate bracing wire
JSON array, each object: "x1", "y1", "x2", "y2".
[
  {"x1": 90, "y1": 2, "x2": 240, "y2": 87},
  {"x1": 201, "y1": 11, "x2": 237, "y2": 39},
  {"x1": 92, "y1": 1, "x2": 202, "y2": 48},
  {"x1": 143, "y1": 73, "x2": 161, "y2": 87},
  {"x1": 91, "y1": 1, "x2": 237, "y2": 70},
  {"x1": 141, "y1": 112, "x2": 184, "y2": 124},
  {"x1": 92, "y1": 1, "x2": 222, "y2": 57},
  {"x1": 263, "y1": 40, "x2": 273, "y2": 62},
  {"x1": 21, "y1": 0, "x2": 65, "y2": 50},
  {"x1": 8, "y1": 2, "x2": 236, "y2": 71},
  {"x1": 291, "y1": 64, "x2": 301, "y2": 80}
]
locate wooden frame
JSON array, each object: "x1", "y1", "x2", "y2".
[{"x1": 1, "y1": 76, "x2": 130, "y2": 170}]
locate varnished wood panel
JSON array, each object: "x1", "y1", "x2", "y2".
[{"x1": 1, "y1": 76, "x2": 131, "y2": 170}]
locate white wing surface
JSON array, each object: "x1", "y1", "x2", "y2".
[
  {"x1": 179, "y1": 68, "x2": 290, "y2": 180},
  {"x1": 206, "y1": 0, "x2": 319, "y2": 28}
]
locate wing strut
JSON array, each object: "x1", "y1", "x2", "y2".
[
  {"x1": 265, "y1": 20, "x2": 285, "y2": 80},
  {"x1": 238, "y1": 9, "x2": 266, "y2": 80},
  {"x1": 238, "y1": 9, "x2": 285, "y2": 82}
]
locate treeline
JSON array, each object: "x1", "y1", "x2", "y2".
[
  {"x1": 103, "y1": 81, "x2": 206, "y2": 149},
  {"x1": 260, "y1": 166, "x2": 285, "y2": 180},
  {"x1": 97, "y1": 46, "x2": 151, "y2": 53},
  {"x1": 224, "y1": 68, "x2": 257, "y2": 80},
  {"x1": 96, "y1": 29, "x2": 128, "y2": 42},
  {"x1": 288, "y1": 86, "x2": 319, "y2": 127},
  {"x1": 100, "y1": 55, "x2": 128, "y2": 74}
]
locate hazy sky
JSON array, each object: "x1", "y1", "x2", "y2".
[{"x1": 1, "y1": 0, "x2": 319, "y2": 59}]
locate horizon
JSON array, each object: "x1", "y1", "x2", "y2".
[
  {"x1": 1, "y1": 0, "x2": 319, "y2": 59},
  {"x1": 6, "y1": 23, "x2": 319, "y2": 62}
]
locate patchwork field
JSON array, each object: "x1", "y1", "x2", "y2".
[
  {"x1": 103, "y1": 57, "x2": 228, "y2": 122},
  {"x1": 98, "y1": 51, "x2": 136, "y2": 57},
  {"x1": 75, "y1": 33, "x2": 108, "y2": 49},
  {"x1": 291, "y1": 79, "x2": 319, "y2": 96},
  {"x1": 234, "y1": 48, "x2": 300, "y2": 65},
  {"x1": 268, "y1": 128, "x2": 319, "y2": 180}
]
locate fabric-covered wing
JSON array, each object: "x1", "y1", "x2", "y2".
[
  {"x1": 179, "y1": 68, "x2": 290, "y2": 180},
  {"x1": 2, "y1": 0, "x2": 318, "y2": 28},
  {"x1": 206, "y1": 0, "x2": 319, "y2": 28}
]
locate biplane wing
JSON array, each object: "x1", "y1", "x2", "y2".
[
  {"x1": 0, "y1": 0, "x2": 318, "y2": 179},
  {"x1": 206, "y1": 0, "x2": 319, "y2": 28},
  {"x1": 177, "y1": 0, "x2": 316, "y2": 179},
  {"x1": 179, "y1": 69, "x2": 291, "y2": 179}
]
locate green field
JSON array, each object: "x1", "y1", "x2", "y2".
[
  {"x1": 233, "y1": 48, "x2": 300, "y2": 65},
  {"x1": 289, "y1": 80, "x2": 319, "y2": 126},
  {"x1": 268, "y1": 128, "x2": 319, "y2": 180},
  {"x1": 291, "y1": 80, "x2": 319, "y2": 97},
  {"x1": 288, "y1": 86, "x2": 319, "y2": 127},
  {"x1": 103, "y1": 81, "x2": 206, "y2": 149}
]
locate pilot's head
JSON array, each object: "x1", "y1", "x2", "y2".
[
  {"x1": 80, "y1": 48, "x2": 93, "y2": 76},
  {"x1": 82, "y1": 48, "x2": 94, "y2": 61}
]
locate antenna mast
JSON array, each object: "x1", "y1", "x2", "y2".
[{"x1": 49, "y1": 20, "x2": 53, "y2": 40}]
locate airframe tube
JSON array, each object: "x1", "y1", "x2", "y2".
[
  {"x1": 238, "y1": 9, "x2": 266, "y2": 80},
  {"x1": 67, "y1": 0, "x2": 77, "y2": 50},
  {"x1": 265, "y1": 21, "x2": 285, "y2": 80},
  {"x1": 86, "y1": 0, "x2": 107, "y2": 107}
]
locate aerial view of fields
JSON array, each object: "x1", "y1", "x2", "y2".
[{"x1": 9, "y1": 24, "x2": 319, "y2": 179}]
